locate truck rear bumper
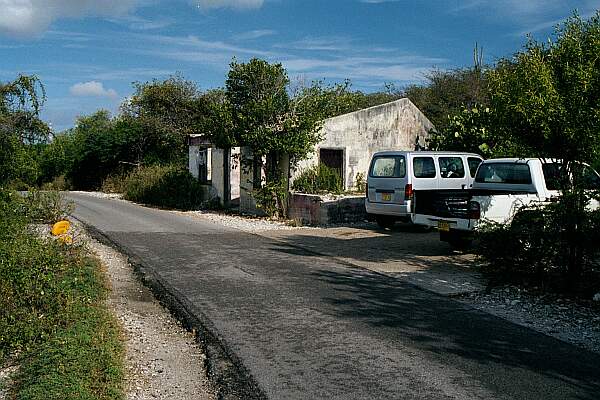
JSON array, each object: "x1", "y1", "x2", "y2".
[
  {"x1": 412, "y1": 214, "x2": 474, "y2": 231},
  {"x1": 365, "y1": 199, "x2": 411, "y2": 219}
]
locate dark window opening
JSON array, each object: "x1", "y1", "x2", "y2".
[{"x1": 320, "y1": 148, "x2": 344, "y2": 181}]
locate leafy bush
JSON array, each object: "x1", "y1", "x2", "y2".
[
  {"x1": 101, "y1": 174, "x2": 128, "y2": 194},
  {"x1": 292, "y1": 164, "x2": 343, "y2": 194},
  {"x1": 476, "y1": 202, "x2": 600, "y2": 296},
  {"x1": 0, "y1": 189, "x2": 124, "y2": 399},
  {"x1": 19, "y1": 190, "x2": 74, "y2": 224},
  {"x1": 122, "y1": 165, "x2": 206, "y2": 210},
  {"x1": 253, "y1": 180, "x2": 288, "y2": 218}
]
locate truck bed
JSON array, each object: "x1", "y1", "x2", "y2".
[{"x1": 414, "y1": 190, "x2": 471, "y2": 219}]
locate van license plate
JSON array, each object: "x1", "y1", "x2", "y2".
[
  {"x1": 438, "y1": 221, "x2": 450, "y2": 232},
  {"x1": 382, "y1": 193, "x2": 392, "y2": 201}
]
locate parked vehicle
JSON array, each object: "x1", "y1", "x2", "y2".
[
  {"x1": 412, "y1": 158, "x2": 600, "y2": 247},
  {"x1": 365, "y1": 151, "x2": 483, "y2": 228}
]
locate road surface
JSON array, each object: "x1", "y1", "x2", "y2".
[{"x1": 68, "y1": 192, "x2": 600, "y2": 400}]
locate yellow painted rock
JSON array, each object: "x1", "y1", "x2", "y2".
[{"x1": 51, "y1": 220, "x2": 71, "y2": 236}]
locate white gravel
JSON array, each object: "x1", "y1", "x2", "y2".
[
  {"x1": 70, "y1": 191, "x2": 122, "y2": 199},
  {"x1": 181, "y1": 210, "x2": 303, "y2": 232},
  {"x1": 0, "y1": 359, "x2": 18, "y2": 400},
  {"x1": 459, "y1": 286, "x2": 600, "y2": 354},
  {"x1": 84, "y1": 228, "x2": 215, "y2": 400}
]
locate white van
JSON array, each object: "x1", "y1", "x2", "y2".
[{"x1": 365, "y1": 151, "x2": 483, "y2": 228}]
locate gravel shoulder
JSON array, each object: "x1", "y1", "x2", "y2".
[
  {"x1": 459, "y1": 286, "x2": 600, "y2": 355},
  {"x1": 82, "y1": 225, "x2": 215, "y2": 400}
]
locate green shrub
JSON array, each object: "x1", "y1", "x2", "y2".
[
  {"x1": 476, "y1": 202, "x2": 600, "y2": 296},
  {"x1": 41, "y1": 175, "x2": 72, "y2": 191},
  {"x1": 0, "y1": 189, "x2": 124, "y2": 399},
  {"x1": 101, "y1": 174, "x2": 128, "y2": 194},
  {"x1": 20, "y1": 190, "x2": 74, "y2": 224},
  {"x1": 292, "y1": 164, "x2": 343, "y2": 194},
  {"x1": 123, "y1": 165, "x2": 206, "y2": 210}
]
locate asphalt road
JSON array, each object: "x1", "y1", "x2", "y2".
[{"x1": 68, "y1": 192, "x2": 600, "y2": 400}]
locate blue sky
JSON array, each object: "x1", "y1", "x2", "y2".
[{"x1": 1, "y1": 0, "x2": 599, "y2": 131}]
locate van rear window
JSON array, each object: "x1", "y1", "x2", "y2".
[
  {"x1": 475, "y1": 163, "x2": 532, "y2": 184},
  {"x1": 370, "y1": 156, "x2": 406, "y2": 178},
  {"x1": 413, "y1": 157, "x2": 436, "y2": 178}
]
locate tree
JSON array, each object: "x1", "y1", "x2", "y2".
[
  {"x1": 122, "y1": 75, "x2": 201, "y2": 165},
  {"x1": 404, "y1": 45, "x2": 488, "y2": 139},
  {"x1": 454, "y1": 12, "x2": 600, "y2": 293},
  {"x1": 0, "y1": 75, "x2": 49, "y2": 186}
]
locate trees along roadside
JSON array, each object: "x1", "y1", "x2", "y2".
[
  {"x1": 0, "y1": 75, "x2": 50, "y2": 188},
  {"x1": 431, "y1": 13, "x2": 600, "y2": 295}
]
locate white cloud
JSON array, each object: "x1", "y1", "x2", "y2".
[
  {"x1": 233, "y1": 29, "x2": 276, "y2": 40},
  {"x1": 0, "y1": 0, "x2": 137, "y2": 37},
  {"x1": 196, "y1": 0, "x2": 264, "y2": 10},
  {"x1": 69, "y1": 81, "x2": 118, "y2": 98}
]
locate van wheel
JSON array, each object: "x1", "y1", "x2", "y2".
[{"x1": 376, "y1": 215, "x2": 396, "y2": 229}]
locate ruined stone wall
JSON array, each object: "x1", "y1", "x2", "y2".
[{"x1": 293, "y1": 98, "x2": 433, "y2": 189}]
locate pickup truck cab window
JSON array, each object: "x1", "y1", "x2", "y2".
[
  {"x1": 542, "y1": 163, "x2": 600, "y2": 190},
  {"x1": 370, "y1": 156, "x2": 406, "y2": 178},
  {"x1": 475, "y1": 163, "x2": 532, "y2": 184},
  {"x1": 438, "y1": 157, "x2": 465, "y2": 178},
  {"x1": 583, "y1": 165, "x2": 600, "y2": 189},
  {"x1": 413, "y1": 157, "x2": 436, "y2": 178}
]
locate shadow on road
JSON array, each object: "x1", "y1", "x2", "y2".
[{"x1": 311, "y1": 265, "x2": 600, "y2": 398}]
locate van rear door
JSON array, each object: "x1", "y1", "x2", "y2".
[{"x1": 367, "y1": 154, "x2": 408, "y2": 204}]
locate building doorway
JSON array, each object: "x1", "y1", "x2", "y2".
[{"x1": 319, "y1": 148, "x2": 344, "y2": 182}]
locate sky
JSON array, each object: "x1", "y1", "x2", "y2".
[{"x1": 1, "y1": 0, "x2": 599, "y2": 132}]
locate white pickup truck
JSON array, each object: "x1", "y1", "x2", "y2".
[{"x1": 412, "y1": 158, "x2": 600, "y2": 247}]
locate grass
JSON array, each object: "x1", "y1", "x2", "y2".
[{"x1": 0, "y1": 189, "x2": 124, "y2": 400}]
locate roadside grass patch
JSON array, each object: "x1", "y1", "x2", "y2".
[{"x1": 0, "y1": 189, "x2": 124, "y2": 399}]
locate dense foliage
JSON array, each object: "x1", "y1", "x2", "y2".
[
  {"x1": 0, "y1": 190, "x2": 124, "y2": 399},
  {"x1": 291, "y1": 164, "x2": 344, "y2": 195},
  {"x1": 0, "y1": 75, "x2": 50, "y2": 187},
  {"x1": 121, "y1": 165, "x2": 209, "y2": 210}
]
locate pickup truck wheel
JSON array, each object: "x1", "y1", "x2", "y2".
[{"x1": 375, "y1": 215, "x2": 396, "y2": 229}]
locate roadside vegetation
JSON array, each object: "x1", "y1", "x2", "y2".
[
  {"x1": 0, "y1": 190, "x2": 124, "y2": 400},
  {"x1": 291, "y1": 164, "x2": 344, "y2": 195},
  {"x1": 426, "y1": 13, "x2": 600, "y2": 297},
  {"x1": 2, "y1": 11, "x2": 600, "y2": 297}
]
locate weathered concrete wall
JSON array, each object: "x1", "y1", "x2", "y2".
[
  {"x1": 189, "y1": 145, "x2": 200, "y2": 179},
  {"x1": 288, "y1": 193, "x2": 367, "y2": 225},
  {"x1": 231, "y1": 147, "x2": 241, "y2": 201},
  {"x1": 293, "y1": 98, "x2": 433, "y2": 189},
  {"x1": 211, "y1": 148, "x2": 226, "y2": 203}
]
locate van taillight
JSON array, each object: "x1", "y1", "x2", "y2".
[
  {"x1": 404, "y1": 184, "x2": 414, "y2": 200},
  {"x1": 468, "y1": 201, "x2": 481, "y2": 220}
]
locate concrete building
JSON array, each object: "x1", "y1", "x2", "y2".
[
  {"x1": 189, "y1": 98, "x2": 433, "y2": 211},
  {"x1": 188, "y1": 135, "x2": 241, "y2": 206},
  {"x1": 292, "y1": 98, "x2": 433, "y2": 190}
]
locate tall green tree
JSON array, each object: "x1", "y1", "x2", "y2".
[
  {"x1": 122, "y1": 75, "x2": 201, "y2": 165},
  {"x1": 0, "y1": 75, "x2": 49, "y2": 186}
]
